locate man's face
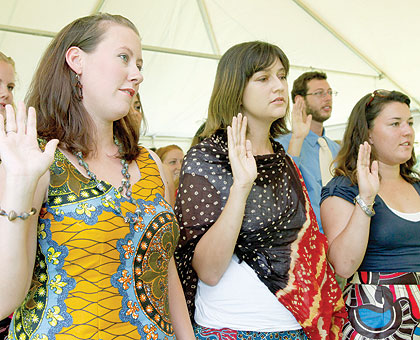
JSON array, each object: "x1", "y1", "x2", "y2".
[{"x1": 303, "y1": 79, "x2": 332, "y2": 123}]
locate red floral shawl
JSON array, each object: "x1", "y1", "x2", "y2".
[{"x1": 174, "y1": 131, "x2": 347, "y2": 339}]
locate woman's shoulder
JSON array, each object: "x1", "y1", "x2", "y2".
[{"x1": 321, "y1": 176, "x2": 358, "y2": 204}]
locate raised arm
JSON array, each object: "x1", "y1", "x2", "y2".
[
  {"x1": 321, "y1": 142, "x2": 379, "y2": 278},
  {"x1": 287, "y1": 96, "x2": 312, "y2": 157},
  {"x1": 192, "y1": 113, "x2": 257, "y2": 286},
  {"x1": 0, "y1": 104, "x2": 58, "y2": 318}
]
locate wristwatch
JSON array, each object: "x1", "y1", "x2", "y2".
[{"x1": 354, "y1": 194, "x2": 375, "y2": 217}]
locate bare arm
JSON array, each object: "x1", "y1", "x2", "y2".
[
  {"x1": 168, "y1": 258, "x2": 195, "y2": 340},
  {"x1": 192, "y1": 114, "x2": 257, "y2": 286},
  {"x1": 0, "y1": 104, "x2": 57, "y2": 318},
  {"x1": 287, "y1": 96, "x2": 312, "y2": 157},
  {"x1": 321, "y1": 142, "x2": 379, "y2": 278}
]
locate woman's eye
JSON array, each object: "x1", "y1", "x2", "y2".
[
  {"x1": 7, "y1": 85, "x2": 14, "y2": 91},
  {"x1": 120, "y1": 54, "x2": 129, "y2": 62},
  {"x1": 137, "y1": 64, "x2": 143, "y2": 72}
]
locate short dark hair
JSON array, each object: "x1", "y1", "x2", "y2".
[
  {"x1": 27, "y1": 13, "x2": 141, "y2": 161},
  {"x1": 202, "y1": 41, "x2": 290, "y2": 138},
  {"x1": 334, "y1": 90, "x2": 419, "y2": 184},
  {"x1": 291, "y1": 71, "x2": 327, "y2": 103}
]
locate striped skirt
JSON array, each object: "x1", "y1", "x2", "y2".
[{"x1": 343, "y1": 272, "x2": 420, "y2": 340}]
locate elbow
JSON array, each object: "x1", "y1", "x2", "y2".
[
  {"x1": 196, "y1": 272, "x2": 222, "y2": 287},
  {"x1": 334, "y1": 268, "x2": 354, "y2": 280},
  {"x1": 328, "y1": 259, "x2": 356, "y2": 279}
]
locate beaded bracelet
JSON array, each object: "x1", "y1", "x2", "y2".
[{"x1": 0, "y1": 207, "x2": 37, "y2": 221}]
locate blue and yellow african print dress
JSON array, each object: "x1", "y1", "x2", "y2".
[{"x1": 9, "y1": 147, "x2": 179, "y2": 340}]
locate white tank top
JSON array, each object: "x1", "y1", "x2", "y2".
[{"x1": 194, "y1": 254, "x2": 301, "y2": 332}]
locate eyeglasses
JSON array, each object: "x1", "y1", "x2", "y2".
[
  {"x1": 366, "y1": 89, "x2": 392, "y2": 108},
  {"x1": 305, "y1": 89, "x2": 337, "y2": 98}
]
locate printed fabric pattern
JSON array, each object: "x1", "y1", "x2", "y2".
[
  {"x1": 8, "y1": 145, "x2": 179, "y2": 340},
  {"x1": 343, "y1": 272, "x2": 420, "y2": 340},
  {"x1": 174, "y1": 130, "x2": 347, "y2": 340}
]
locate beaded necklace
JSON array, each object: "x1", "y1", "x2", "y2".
[{"x1": 73, "y1": 140, "x2": 142, "y2": 224}]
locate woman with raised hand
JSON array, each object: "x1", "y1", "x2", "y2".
[
  {"x1": 175, "y1": 41, "x2": 346, "y2": 340},
  {"x1": 0, "y1": 50, "x2": 17, "y2": 340},
  {"x1": 0, "y1": 13, "x2": 193, "y2": 340},
  {"x1": 321, "y1": 90, "x2": 420, "y2": 339}
]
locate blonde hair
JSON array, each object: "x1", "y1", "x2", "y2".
[{"x1": 0, "y1": 51, "x2": 16, "y2": 71}]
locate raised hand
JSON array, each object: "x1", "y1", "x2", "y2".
[
  {"x1": 290, "y1": 96, "x2": 311, "y2": 140},
  {"x1": 0, "y1": 103, "x2": 58, "y2": 181},
  {"x1": 356, "y1": 142, "x2": 379, "y2": 202},
  {"x1": 227, "y1": 113, "x2": 257, "y2": 191}
]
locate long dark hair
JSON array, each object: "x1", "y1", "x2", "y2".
[
  {"x1": 334, "y1": 90, "x2": 418, "y2": 184},
  {"x1": 26, "y1": 13, "x2": 141, "y2": 161},
  {"x1": 202, "y1": 41, "x2": 290, "y2": 139}
]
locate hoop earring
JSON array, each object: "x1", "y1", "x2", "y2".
[{"x1": 73, "y1": 73, "x2": 83, "y2": 101}]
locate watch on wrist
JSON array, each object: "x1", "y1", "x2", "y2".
[{"x1": 354, "y1": 194, "x2": 375, "y2": 217}]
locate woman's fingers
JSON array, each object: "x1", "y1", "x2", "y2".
[
  {"x1": 0, "y1": 113, "x2": 5, "y2": 137},
  {"x1": 230, "y1": 116, "x2": 237, "y2": 146},
  {"x1": 16, "y1": 102, "x2": 27, "y2": 135},
  {"x1": 371, "y1": 160, "x2": 378, "y2": 177},
  {"x1": 239, "y1": 115, "x2": 247, "y2": 148},
  {"x1": 5, "y1": 104, "x2": 17, "y2": 134},
  {"x1": 43, "y1": 139, "x2": 59, "y2": 162},
  {"x1": 27, "y1": 107, "x2": 37, "y2": 138}
]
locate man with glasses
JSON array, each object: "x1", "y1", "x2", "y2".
[{"x1": 276, "y1": 71, "x2": 340, "y2": 233}]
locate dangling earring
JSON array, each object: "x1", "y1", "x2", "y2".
[{"x1": 73, "y1": 73, "x2": 83, "y2": 101}]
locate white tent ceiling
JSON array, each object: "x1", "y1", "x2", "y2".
[{"x1": 1, "y1": 0, "x2": 419, "y2": 150}]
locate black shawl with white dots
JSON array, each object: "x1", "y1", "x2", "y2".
[{"x1": 174, "y1": 130, "x2": 346, "y2": 340}]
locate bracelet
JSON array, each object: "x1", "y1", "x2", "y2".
[
  {"x1": 353, "y1": 195, "x2": 375, "y2": 217},
  {"x1": 0, "y1": 207, "x2": 37, "y2": 221}
]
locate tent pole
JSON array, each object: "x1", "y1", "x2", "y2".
[
  {"x1": 291, "y1": 0, "x2": 420, "y2": 107},
  {"x1": 196, "y1": 0, "x2": 220, "y2": 55},
  {"x1": 0, "y1": 25, "x2": 400, "y2": 83},
  {"x1": 91, "y1": 0, "x2": 106, "y2": 14}
]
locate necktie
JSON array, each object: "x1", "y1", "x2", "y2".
[{"x1": 318, "y1": 137, "x2": 333, "y2": 185}]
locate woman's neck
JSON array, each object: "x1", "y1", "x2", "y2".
[
  {"x1": 77, "y1": 118, "x2": 118, "y2": 160},
  {"x1": 378, "y1": 161, "x2": 402, "y2": 182},
  {"x1": 246, "y1": 127, "x2": 273, "y2": 156}
]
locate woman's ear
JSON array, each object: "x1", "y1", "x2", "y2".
[
  {"x1": 65, "y1": 46, "x2": 83, "y2": 75},
  {"x1": 368, "y1": 131, "x2": 373, "y2": 145}
]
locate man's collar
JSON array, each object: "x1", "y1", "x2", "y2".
[{"x1": 307, "y1": 128, "x2": 326, "y2": 146}]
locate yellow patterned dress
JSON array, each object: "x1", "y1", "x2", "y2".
[{"x1": 9, "y1": 147, "x2": 179, "y2": 340}]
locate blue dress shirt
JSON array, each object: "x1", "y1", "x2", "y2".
[{"x1": 275, "y1": 130, "x2": 340, "y2": 233}]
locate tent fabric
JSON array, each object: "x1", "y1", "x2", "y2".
[{"x1": 1, "y1": 0, "x2": 419, "y2": 148}]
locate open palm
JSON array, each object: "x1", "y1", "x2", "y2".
[
  {"x1": 227, "y1": 113, "x2": 257, "y2": 190},
  {"x1": 356, "y1": 142, "x2": 379, "y2": 200},
  {"x1": 0, "y1": 103, "x2": 58, "y2": 181}
]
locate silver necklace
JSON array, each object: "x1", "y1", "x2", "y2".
[{"x1": 73, "y1": 140, "x2": 142, "y2": 224}]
